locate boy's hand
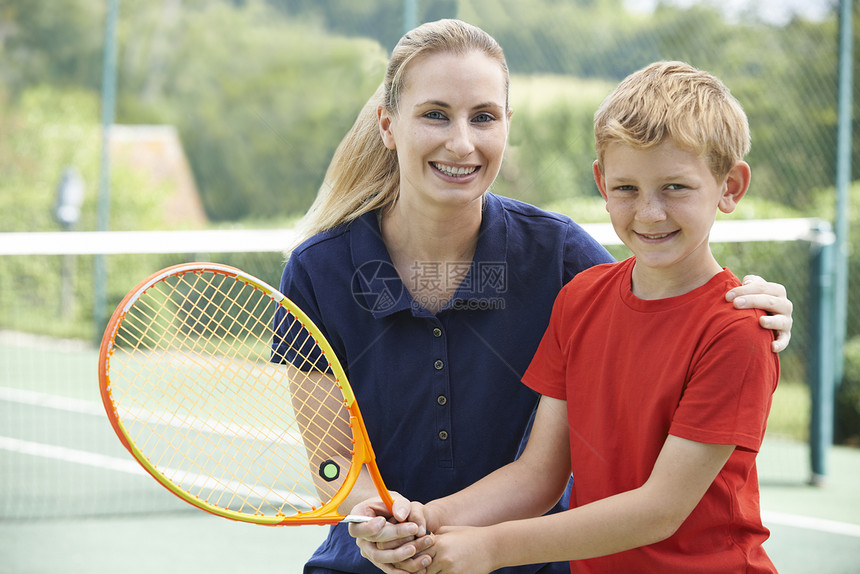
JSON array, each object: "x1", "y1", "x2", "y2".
[
  {"x1": 726, "y1": 274, "x2": 793, "y2": 352},
  {"x1": 418, "y1": 526, "x2": 495, "y2": 574}
]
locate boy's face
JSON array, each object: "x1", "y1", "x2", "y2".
[{"x1": 593, "y1": 139, "x2": 749, "y2": 292}]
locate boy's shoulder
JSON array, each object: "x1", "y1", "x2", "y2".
[
  {"x1": 554, "y1": 259, "x2": 629, "y2": 310},
  {"x1": 564, "y1": 258, "x2": 628, "y2": 288}
]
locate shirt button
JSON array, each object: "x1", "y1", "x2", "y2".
[
  {"x1": 437, "y1": 395, "x2": 447, "y2": 406},
  {"x1": 434, "y1": 360, "x2": 444, "y2": 370},
  {"x1": 438, "y1": 430, "x2": 449, "y2": 440},
  {"x1": 433, "y1": 327, "x2": 443, "y2": 338}
]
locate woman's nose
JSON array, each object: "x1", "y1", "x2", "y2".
[{"x1": 445, "y1": 121, "x2": 475, "y2": 158}]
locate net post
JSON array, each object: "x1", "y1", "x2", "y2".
[
  {"x1": 833, "y1": 0, "x2": 853, "y2": 387},
  {"x1": 807, "y1": 220, "x2": 837, "y2": 485},
  {"x1": 93, "y1": 0, "x2": 120, "y2": 344}
]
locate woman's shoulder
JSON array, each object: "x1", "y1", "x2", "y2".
[
  {"x1": 490, "y1": 193, "x2": 574, "y2": 226},
  {"x1": 490, "y1": 193, "x2": 600, "y2": 242},
  {"x1": 288, "y1": 215, "x2": 366, "y2": 260},
  {"x1": 488, "y1": 194, "x2": 613, "y2": 267}
]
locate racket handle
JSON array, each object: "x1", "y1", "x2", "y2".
[{"x1": 341, "y1": 514, "x2": 376, "y2": 523}]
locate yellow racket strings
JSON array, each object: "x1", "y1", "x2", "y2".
[{"x1": 107, "y1": 270, "x2": 355, "y2": 518}]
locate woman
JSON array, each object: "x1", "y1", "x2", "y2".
[{"x1": 276, "y1": 19, "x2": 792, "y2": 574}]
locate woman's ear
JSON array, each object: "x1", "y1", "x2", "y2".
[
  {"x1": 719, "y1": 161, "x2": 751, "y2": 214},
  {"x1": 378, "y1": 106, "x2": 396, "y2": 150}
]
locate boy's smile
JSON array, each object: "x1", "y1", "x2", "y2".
[{"x1": 594, "y1": 138, "x2": 749, "y2": 299}]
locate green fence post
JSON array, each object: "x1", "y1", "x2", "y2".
[
  {"x1": 808, "y1": 221, "x2": 836, "y2": 485},
  {"x1": 93, "y1": 0, "x2": 119, "y2": 344},
  {"x1": 403, "y1": 0, "x2": 417, "y2": 34},
  {"x1": 833, "y1": 0, "x2": 853, "y2": 386}
]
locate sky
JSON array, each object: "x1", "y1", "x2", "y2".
[{"x1": 624, "y1": 0, "x2": 835, "y2": 26}]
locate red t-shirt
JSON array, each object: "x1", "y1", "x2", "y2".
[{"x1": 522, "y1": 257, "x2": 780, "y2": 573}]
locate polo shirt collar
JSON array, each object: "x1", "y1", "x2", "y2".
[{"x1": 349, "y1": 193, "x2": 509, "y2": 318}]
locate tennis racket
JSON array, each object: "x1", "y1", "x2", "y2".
[{"x1": 98, "y1": 262, "x2": 394, "y2": 525}]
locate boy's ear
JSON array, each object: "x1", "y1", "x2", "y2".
[
  {"x1": 378, "y1": 106, "x2": 396, "y2": 150},
  {"x1": 593, "y1": 161, "x2": 610, "y2": 209},
  {"x1": 718, "y1": 161, "x2": 751, "y2": 214}
]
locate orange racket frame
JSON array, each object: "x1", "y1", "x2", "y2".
[{"x1": 98, "y1": 262, "x2": 394, "y2": 525}]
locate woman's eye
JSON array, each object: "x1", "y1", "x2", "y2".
[
  {"x1": 424, "y1": 110, "x2": 446, "y2": 120},
  {"x1": 473, "y1": 112, "x2": 495, "y2": 123}
]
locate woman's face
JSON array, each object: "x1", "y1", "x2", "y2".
[{"x1": 378, "y1": 50, "x2": 511, "y2": 212}]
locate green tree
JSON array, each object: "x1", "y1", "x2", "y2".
[
  {"x1": 0, "y1": 0, "x2": 105, "y2": 93},
  {"x1": 0, "y1": 0, "x2": 850, "y2": 219},
  {"x1": 117, "y1": 0, "x2": 388, "y2": 220}
]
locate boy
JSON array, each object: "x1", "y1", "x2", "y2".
[{"x1": 378, "y1": 61, "x2": 780, "y2": 574}]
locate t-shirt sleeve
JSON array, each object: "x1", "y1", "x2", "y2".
[
  {"x1": 270, "y1": 255, "x2": 330, "y2": 371},
  {"x1": 521, "y1": 283, "x2": 572, "y2": 401},
  {"x1": 669, "y1": 314, "x2": 779, "y2": 453}
]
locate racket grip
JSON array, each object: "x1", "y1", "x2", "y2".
[{"x1": 341, "y1": 514, "x2": 375, "y2": 523}]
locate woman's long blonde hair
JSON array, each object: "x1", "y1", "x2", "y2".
[{"x1": 291, "y1": 19, "x2": 509, "y2": 249}]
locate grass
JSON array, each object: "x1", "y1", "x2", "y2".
[{"x1": 768, "y1": 381, "x2": 810, "y2": 442}]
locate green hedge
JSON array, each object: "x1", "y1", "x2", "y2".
[{"x1": 837, "y1": 336, "x2": 860, "y2": 446}]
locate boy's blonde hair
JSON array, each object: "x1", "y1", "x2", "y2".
[
  {"x1": 593, "y1": 61, "x2": 750, "y2": 181},
  {"x1": 292, "y1": 19, "x2": 509, "y2": 249}
]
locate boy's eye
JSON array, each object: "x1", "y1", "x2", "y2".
[{"x1": 666, "y1": 183, "x2": 688, "y2": 191}]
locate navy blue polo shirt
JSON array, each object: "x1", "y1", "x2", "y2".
[{"x1": 275, "y1": 193, "x2": 613, "y2": 574}]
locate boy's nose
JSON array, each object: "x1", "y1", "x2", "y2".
[{"x1": 635, "y1": 195, "x2": 667, "y2": 223}]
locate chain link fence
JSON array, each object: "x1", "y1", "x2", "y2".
[{"x1": 1, "y1": 0, "x2": 857, "y2": 502}]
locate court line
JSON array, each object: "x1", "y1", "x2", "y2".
[
  {"x1": 0, "y1": 385, "x2": 302, "y2": 444},
  {"x1": 0, "y1": 435, "x2": 144, "y2": 475},
  {"x1": 0, "y1": 386, "x2": 104, "y2": 416},
  {"x1": 0, "y1": 436, "x2": 318, "y2": 511},
  {"x1": 761, "y1": 510, "x2": 860, "y2": 538}
]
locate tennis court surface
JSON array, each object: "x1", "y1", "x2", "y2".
[{"x1": 2, "y1": 334, "x2": 858, "y2": 573}]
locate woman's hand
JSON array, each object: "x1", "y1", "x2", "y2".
[
  {"x1": 348, "y1": 494, "x2": 435, "y2": 573},
  {"x1": 726, "y1": 275, "x2": 793, "y2": 352}
]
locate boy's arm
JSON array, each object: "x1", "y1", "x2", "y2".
[{"x1": 423, "y1": 435, "x2": 734, "y2": 573}]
